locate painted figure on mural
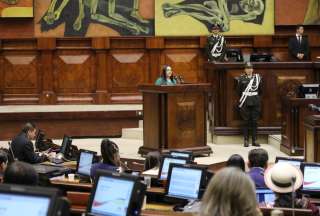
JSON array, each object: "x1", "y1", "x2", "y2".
[
  {"x1": 237, "y1": 62, "x2": 262, "y2": 147},
  {"x1": 304, "y1": 0, "x2": 320, "y2": 24},
  {"x1": 40, "y1": 0, "x2": 154, "y2": 36}
]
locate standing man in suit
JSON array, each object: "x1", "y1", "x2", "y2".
[
  {"x1": 11, "y1": 122, "x2": 48, "y2": 164},
  {"x1": 288, "y1": 25, "x2": 310, "y2": 60}
]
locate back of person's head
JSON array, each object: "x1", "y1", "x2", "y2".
[
  {"x1": 21, "y1": 122, "x2": 36, "y2": 133},
  {"x1": 0, "y1": 149, "x2": 8, "y2": 172},
  {"x1": 3, "y1": 161, "x2": 38, "y2": 185},
  {"x1": 200, "y1": 167, "x2": 259, "y2": 216},
  {"x1": 248, "y1": 148, "x2": 269, "y2": 168},
  {"x1": 100, "y1": 139, "x2": 120, "y2": 166},
  {"x1": 144, "y1": 151, "x2": 160, "y2": 171},
  {"x1": 226, "y1": 154, "x2": 245, "y2": 171}
]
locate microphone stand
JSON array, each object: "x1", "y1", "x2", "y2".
[{"x1": 291, "y1": 177, "x2": 296, "y2": 216}]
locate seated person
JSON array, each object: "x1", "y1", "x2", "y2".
[
  {"x1": 226, "y1": 154, "x2": 245, "y2": 171},
  {"x1": 11, "y1": 122, "x2": 48, "y2": 164},
  {"x1": 265, "y1": 163, "x2": 319, "y2": 215},
  {"x1": 200, "y1": 167, "x2": 262, "y2": 216},
  {"x1": 247, "y1": 148, "x2": 268, "y2": 188},
  {"x1": 3, "y1": 161, "x2": 38, "y2": 186},
  {"x1": 155, "y1": 65, "x2": 177, "y2": 86},
  {"x1": 90, "y1": 139, "x2": 122, "y2": 178},
  {"x1": 0, "y1": 150, "x2": 8, "y2": 181}
]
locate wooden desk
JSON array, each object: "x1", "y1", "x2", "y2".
[
  {"x1": 304, "y1": 115, "x2": 320, "y2": 162},
  {"x1": 204, "y1": 61, "x2": 316, "y2": 135},
  {"x1": 138, "y1": 84, "x2": 212, "y2": 156}
]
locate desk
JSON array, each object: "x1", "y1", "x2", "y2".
[{"x1": 204, "y1": 62, "x2": 316, "y2": 135}]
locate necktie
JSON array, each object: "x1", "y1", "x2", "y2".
[{"x1": 299, "y1": 36, "x2": 302, "y2": 44}]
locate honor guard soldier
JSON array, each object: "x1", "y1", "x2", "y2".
[
  {"x1": 237, "y1": 62, "x2": 262, "y2": 147},
  {"x1": 205, "y1": 23, "x2": 227, "y2": 62}
]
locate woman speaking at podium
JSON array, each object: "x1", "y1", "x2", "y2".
[{"x1": 155, "y1": 65, "x2": 177, "y2": 85}]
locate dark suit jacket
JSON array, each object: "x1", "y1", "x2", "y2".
[
  {"x1": 11, "y1": 132, "x2": 47, "y2": 164},
  {"x1": 288, "y1": 36, "x2": 310, "y2": 60}
]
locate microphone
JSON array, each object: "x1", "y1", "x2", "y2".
[
  {"x1": 308, "y1": 104, "x2": 320, "y2": 113},
  {"x1": 291, "y1": 176, "x2": 296, "y2": 216}
]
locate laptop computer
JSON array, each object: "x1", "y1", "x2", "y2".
[
  {"x1": 0, "y1": 184, "x2": 59, "y2": 216},
  {"x1": 300, "y1": 162, "x2": 320, "y2": 197},
  {"x1": 158, "y1": 155, "x2": 189, "y2": 180}
]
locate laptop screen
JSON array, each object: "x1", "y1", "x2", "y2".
[
  {"x1": 159, "y1": 157, "x2": 187, "y2": 180},
  {"x1": 276, "y1": 158, "x2": 302, "y2": 169},
  {"x1": 167, "y1": 166, "x2": 202, "y2": 200},
  {"x1": 0, "y1": 193, "x2": 50, "y2": 216},
  {"x1": 77, "y1": 151, "x2": 95, "y2": 176},
  {"x1": 90, "y1": 176, "x2": 134, "y2": 216},
  {"x1": 256, "y1": 188, "x2": 275, "y2": 206},
  {"x1": 170, "y1": 152, "x2": 191, "y2": 159},
  {"x1": 60, "y1": 135, "x2": 70, "y2": 155},
  {"x1": 303, "y1": 165, "x2": 320, "y2": 191}
]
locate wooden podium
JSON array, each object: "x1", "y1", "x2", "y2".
[
  {"x1": 281, "y1": 97, "x2": 320, "y2": 156},
  {"x1": 138, "y1": 84, "x2": 212, "y2": 156},
  {"x1": 304, "y1": 115, "x2": 320, "y2": 162}
]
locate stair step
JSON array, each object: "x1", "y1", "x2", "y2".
[{"x1": 268, "y1": 134, "x2": 281, "y2": 149}]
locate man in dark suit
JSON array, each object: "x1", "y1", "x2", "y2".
[
  {"x1": 11, "y1": 123, "x2": 48, "y2": 164},
  {"x1": 288, "y1": 25, "x2": 310, "y2": 60}
]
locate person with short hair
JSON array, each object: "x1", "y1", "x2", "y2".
[
  {"x1": 11, "y1": 122, "x2": 48, "y2": 164},
  {"x1": 155, "y1": 65, "x2": 177, "y2": 86},
  {"x1": 90, "y1": 139, "x2": 122, "y2": 178},
  {"x1": 265, "y1": 163, "x2": 319, "y2": 215},
  {"x1": 288, "y1": 24, "x2": 310, "y2": 60},
  {"x1": 205, "y1": 23, "x2": 227, "y2": 62},
  {"x1": 226, "y1": 154, "x2": 245, "y2": 171},
  {"x1": 200, "y1": 167, "x2": 262, "y2": 216},
  {"x1": 247, "y1": 148, "x2": 269, "y2": 188},
  {"x1": 0, "y1": 150, "x2": 8, "y2": 180},
  {"x1": 3, "y1": 161, "x2": 38, "y2": 186}
]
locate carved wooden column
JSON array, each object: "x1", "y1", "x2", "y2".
[
  {"x1": 92, "y1": 37, "x2": 109, "y2": 104},
  {"x1": 38, "y1": 38, "x2": 56, "y2": 104},
  {"x1": 146, "y1": 37, "x2": 164, "y2": 83}
]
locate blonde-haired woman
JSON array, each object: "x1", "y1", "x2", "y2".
[{"x1": 200, "y1": 167, "x2": 262, "y2": 216}]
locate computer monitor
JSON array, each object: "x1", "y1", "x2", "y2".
[
  {"x1": 226, "y1": 48, "x2": 243, "y2": 62},
  {"x1": 0, "y1": 184, "x2": 59, "y2": 216},
  {"x1": 158, "y1": 156, "x2": 189, "y2": 180},
  {"x1": 301, "y1": 163, "x2": 320, "y2": 195},
  {"x1": 166, "y1": 164, "x2": 206, "y2": 200},
  {"x1": 35, "y1": 129, "x2": 45, "y2": 151},
  {"x1": 76, "y1": 149, "x2": 97, "y2": 177},
  {"x1": 275, "y1": 157, "x2": 304, "y2": 169},
  {"x1": 298, "y1": 84, "x2": 319, "y2": 99},
  {"x1": 59, "y1": 135, "x2": 72, "y2": 156},
  {"x1": 256, "y1": 188, "x2": 275, "y2": 206},
  {"x1": 86, "y1": 170, "x2": 146, "y2": 216},
  {"x1": 169, "y1": 151, "x2": 193, "y2": 161},
  {"x1": 250, "y1": 53, "x2": 272, "y2": 62}
]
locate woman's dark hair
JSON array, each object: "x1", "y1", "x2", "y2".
[
  {"x1": 100, "y1": 139, "x2": 119, "y2": 166},
  {"x1": 0, "y1": 149, "x2": 8, "y2": 165},
  {"x1": 161, "y1": 65, "x2": 174, "y2": 82},
  {"x1": 226, "y1": 154, "x2": 245, "y2": 171},
  {"x1": 144, "y1": 151, "x2": 160, "y2": 171},
  {"x1": 3, "y1": 161, "x2": 38, "y2": 186},
  {"x1": 248, "y1": 148, "x2": 269, "y2": 168}
]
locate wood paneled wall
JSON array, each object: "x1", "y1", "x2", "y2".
[{"x1": 1, "y1": 33, "x2": 320, "y2": 104}]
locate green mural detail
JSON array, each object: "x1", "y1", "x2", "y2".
[
  {"x1": 41, "y1": 0, "x2": 154, "y2": 36},
  {"x1": 0, "y1": 0, "x2": 18, "y2": 4},
  {"x1": 162, "y1": 0, "x2": 265, "y2": 32}
]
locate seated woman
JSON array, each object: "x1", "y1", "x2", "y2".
[
  {"x1": 90, "y1": 139, "x2": 122, "y2": 178},
  {"x1": 155, "y1": 65, "x2": 177, "y2": 86},
  {"x1": 265, "y1": 163, "x2": 319, "y2": 215},
  {"x1": 200, "y1": 167, "x2": 262, "y2": 216}
]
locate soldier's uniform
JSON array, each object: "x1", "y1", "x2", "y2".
[
  {"x1": 205, "y1": 24, "x2": 227, "y2": 62},
  {"x1": 237, "y1": 63, "x2": 262, "y2": 147}
]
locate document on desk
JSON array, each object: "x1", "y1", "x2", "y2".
[{"x1": 142, "y1": 168, "x2": 159, "y2": 177}]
